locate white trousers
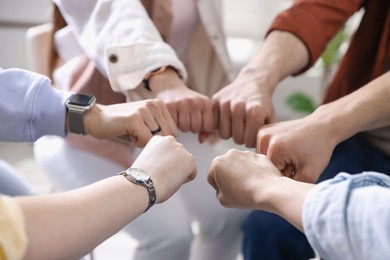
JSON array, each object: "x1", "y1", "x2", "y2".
[
  {"x1": 0, "y1": 160, "x2": 34, "y2": 196},
  {"x1": 34, "y1": 133, "x2": 248, "y2": 260}
]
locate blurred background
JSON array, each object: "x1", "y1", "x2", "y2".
[
  {"x1": 0, "y1": 0, "x2": 344, "y2": 259},
  {"x1": 1, "y1": 0, "x2": 322, "y2": 121}
]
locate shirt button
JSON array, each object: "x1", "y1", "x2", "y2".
[{"x1": 109, "y1": 54, "x2": 118, "y2": 63}]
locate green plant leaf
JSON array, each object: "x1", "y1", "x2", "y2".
[
  {"x1": 286, "y1": 92, "x2": 316, "y2": 113},
  {"x1": 321, "y1": 26, "x2": 348, "y2": 66}
]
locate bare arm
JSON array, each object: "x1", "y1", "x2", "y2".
[
  {"x1": 212, "y1": 30, "x2": 309, "y2": 147},
  {"x1": 257, "y1": 71, "x2": 390, "y2": 182},
  {"x1": 315, "y1": 71, "x2": 390, "y2": 142},
  {"x1": 17, "y1": 136, "x2": 196, "y2": 260},
  {"x1": 238, "y1": 30, "x2": 309, "y2": 93},
  {"x1": 207, "y1": 149, "x2": 313, "y2": 231}
]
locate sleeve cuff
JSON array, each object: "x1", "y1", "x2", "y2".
[{"x1": 105, "y1": 42, "x2": 187, "y2": 92}]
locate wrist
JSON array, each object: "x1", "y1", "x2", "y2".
[
  {"x1": 82, "y1": 104, "x2": 101, "y2": 136},
  {"x1": 311, "y1": 104, "x2": 356, "y2": 146},
  {"x1": 144, "y1": 66, "x2": 182, "y2": 94},
  {"x1": 112, "y1": 175, "x2": 150, "y2": 216},
  {"x1": 65, "y1": 93, "x2": 96, "y2": 135},
  {"x1": 118, "y1": 168, "x2": 157, "y2": 212},
  {"x1": 253, "y1": 176, "x2": 292, "y2": 212},
  {"x1": 260, "y1": 177, "x2": 313, "y2": 230},
  {"x1": 237, "y1": 66, "x2": 280, "y2": 95}
]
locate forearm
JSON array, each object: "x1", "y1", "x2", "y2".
[
  {"x1": 237, "y1": 30, "x2": 309, "y2": 93},
  {"x1": 312, "y1": 71, "x2": 390, "y2": 144},
  {"x1": 17, "y1": 176, "x2": 147, "y2": 260},
  {"x1": 259, "y1": 177, "x2": 314, "y2": 231}
]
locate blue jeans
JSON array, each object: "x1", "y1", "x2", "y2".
[{"x1": 242, "y1": 135, "x2": 390, "y2": 260}]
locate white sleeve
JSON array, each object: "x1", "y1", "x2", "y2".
[{"x1": 53, "y1": 0, "x2": 187, "y2": 92}]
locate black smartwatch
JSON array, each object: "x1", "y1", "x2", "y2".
[{"x1": 66, "y1": 93, "x2": 96, "y2": 135}]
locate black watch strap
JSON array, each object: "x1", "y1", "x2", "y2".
[{"x1": 143, "y1": 66, "x2": 167, "y2": 91}]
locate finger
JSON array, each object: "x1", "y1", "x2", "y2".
[
  {"x1": 281, "y1": 164, "x2": 295, "y2": 178},
  {"x1": 190, "y1": 108, "x2": 202, "y2": 133},
  {"x1": 256, "y1": 130, "x2": 270, "y2": 154},
  {"x1": 166, "y1": 103, "x2": 178, "y2": 127},
  {"x1": 198, "y1": 131, "x2": 210, "y2": 144},
  {"x1": 218, "y1": 101, "x2": 232, "y2": 139},
  {"x1": 161, "y1": 105, "x2": 179, "y2": 136},
  {"x1": 114, "y1": 135, "x2": 131, "y2": 143},
  {"x1": 292, "y1": 168, "x2": 317, "y2": 183},
  {"x1": 155, "y1": 105, "x2": 176, "y2": 136},
  {"x1": 231, "y1": 102, "x2": 245, "y2": 145},
  {"x1": 140, "y1": 107, "x2": 160, "y2": 132},
  {"x1": 131, "y1": 121, "x2": 153, "y2": 146},
  {"x1": 178, "y1": 106, "x2": 191, "y2": 132},
  {"x1": 207, "y1": 171, "x2": 219, "y2": 192},
  {"x1": 245, "y1": 111, "x2": 266, "y2": 148},
  {"x1": 202, "y1": 102, "x2": 214, "y2": 134},
  {"x1": 212, "y1": 99, "x2": 220, "y2": 130}
]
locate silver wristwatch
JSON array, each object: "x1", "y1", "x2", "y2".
[
  {"x1": 119, "y1": 168, "x2": 156, "y2": 212},
  {"x1": 66, "y1": 93, "x2": 96, "y2": 135}
]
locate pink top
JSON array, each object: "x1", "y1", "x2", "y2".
[{"x1": 168, "y1": 0, "x2": 199, "y2": 64}]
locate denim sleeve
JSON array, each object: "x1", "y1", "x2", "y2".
[
  {"x1": 0, "y1": 68, "x2": 72, "y2": 142},
  {"x1": 303, "y1": 171, "x2": 390, "y2": 260}
]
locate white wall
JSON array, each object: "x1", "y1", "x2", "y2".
[
  {"x1": 0, "y1": 0, "x2": 51, "y2": 69},
  {"x1": 223, "y1": 0, "x2": 293, "y2": 69}
]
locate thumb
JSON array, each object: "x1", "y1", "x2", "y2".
[
  {"x1": 280, "y1": 164, "x2": 295, "y2": 178},
  {"x1": 292, "y1": 167, "x2": 317, "y2": 183},
  {"x1": 198, "y1": 131, "x2": 210, "y2": 144}
]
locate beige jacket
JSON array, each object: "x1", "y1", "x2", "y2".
[{"x1": 55, "y1": 0, "x2": 235, "y2": 99}]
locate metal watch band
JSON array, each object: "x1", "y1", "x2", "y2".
[
  {"x1": 119, "y1": 169, "x2": 157, "y2": 212},
  {"x1": 68, "y1": 109, "x2": 85, "y2": 135},
  {"x1": 144, "y1": 179, "x2": 157, "y2": 212},
  {"x1": 66, "y1": 94, "x2": 96, "y2": 135}
]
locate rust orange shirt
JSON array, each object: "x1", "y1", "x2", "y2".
[
  {"x1": 268, "y1": 0, "x2": 390, "y2": 155},
  {"x1": 267, "y1": 0, "x2": 390, "y2": 103}
]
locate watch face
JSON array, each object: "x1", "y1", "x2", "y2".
[
  {"x1": 128, "y1": 168, "x2": 150, "y2": 182},
  {"x1": 67, "y1": 94, "x2": 95, "y2": 106}
]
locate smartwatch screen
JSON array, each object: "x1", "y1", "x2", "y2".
[{"x1": 67, "y1": 94, "x2": 95, "y2": 106}]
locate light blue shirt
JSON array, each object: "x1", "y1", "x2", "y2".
[
  {"x1": 0, "y1": 68, "x2": 72, "y2": 142},
  {"x1": 303, "y1": 171, "x2": 390, "y2": 260}
]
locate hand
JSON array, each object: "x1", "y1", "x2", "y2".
[
  {"x1": 257, "y1": 114, "x2": 337, "y2": 183},
  {"x1": 207, "y1": 149, "x2": 282, "y2": 210},
  {"x1": 131, "y1": 135, "x2": 197, "y2": 203},
  {"x1": 212, "y1": 76, "x2": 276, "y2": 147},
  {"x1": 149, "y1": 68, "x2": 214, "y2": 135},
  {"x1": 84, "y1": 99, "x2": 178, "y2": 147}
]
